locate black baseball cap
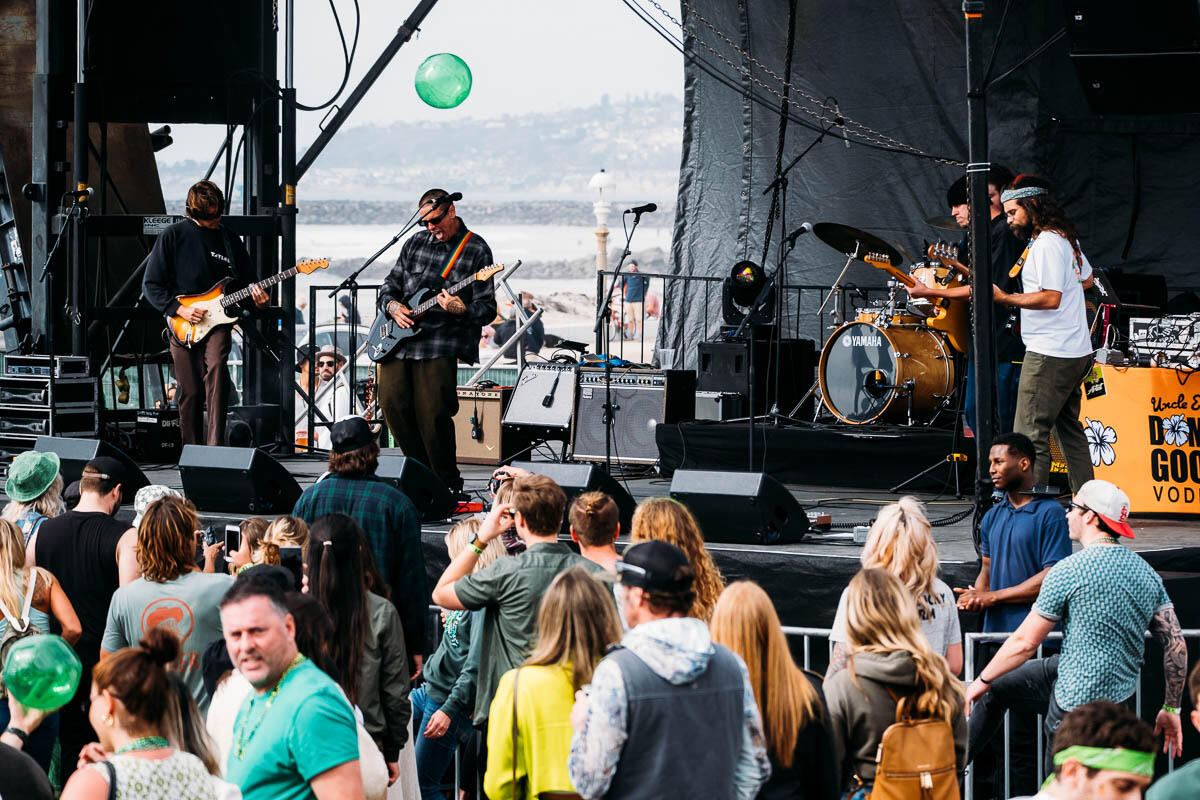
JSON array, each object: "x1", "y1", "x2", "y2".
[
  {"x1": 329, "y1": 416, "x2": 374, "y2": 454},
  {"x1": 617, "y1": 541, "x2": 694, "y2": 593},
  {"x1": 84, "y1": 456, "x2": 127, "y2": 486}
]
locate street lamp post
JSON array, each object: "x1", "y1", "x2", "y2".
[{"x1": 588, "y1": 168, "x2": 615, "y2": 272}]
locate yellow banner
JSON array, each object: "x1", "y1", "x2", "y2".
[{"x1": 1079, "y1": 364, "x2": 1200, "y2": 513}]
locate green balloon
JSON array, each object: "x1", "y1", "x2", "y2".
[
  {"x1": 3, "y1": 634, "x2": 82, "y2": 711},
  {"x1": 414, "y1": 53, "x2": 472, "y2": 109}
]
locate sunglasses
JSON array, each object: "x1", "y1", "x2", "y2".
[
  {"x1": 317, "y1": 359, "x2": 338, "y2": 367},
  {"x1": 1068, "y1": 502, "x2": 1090, "y2": 514},
  {"x1": 421, "y1": 209, "x2": 449, "y2": 228}
]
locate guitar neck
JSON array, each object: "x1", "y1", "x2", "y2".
[
  {"x1": 412, "y1": 272, "x2": 482, "y2": 316},
  {"x1": 220, "y1": 266, "x2": 299, "y2": 307}
]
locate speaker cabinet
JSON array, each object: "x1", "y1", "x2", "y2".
[
  {"x1": 454, "y1": 386, "x2": 524, "y2": 466},
  {"x1": 34, "y1": 436, "x2": 149, "y2": 504},
  {"x1": 698, "y1": 337, "x2": 816, "y2": 417},
  {"x1": 511, "y1": 460, "x2": 636, "y2": 535},
  {"x1": 178, "y1": 445, "x2": 301, "y2": 514},
  {"x1": 669, "y1": 469, "x2": 809, "y2": 545},
  {"x1": 571, "y1": 369, "x2": 696, "y2": 465},
  {"x1": 503, "y1": 363, "x2": 577, "y2": 437},
  {"x1": 376, "y1": 450, "x2": 455, "y2": 522}
]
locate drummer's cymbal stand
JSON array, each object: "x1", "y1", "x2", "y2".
[
  {"x1": 787, "y1": 247, "x2": 862, "y2": 421},
  {"x1": 889, "y1": 357, "x2": 970, "y2": 497}
]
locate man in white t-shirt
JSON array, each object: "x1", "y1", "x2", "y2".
[{"x1": 993, "y1": 176, "x2": 1095, "y2": 490}]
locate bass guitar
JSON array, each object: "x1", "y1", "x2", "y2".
[
  {"x1": 167, "y1": 258, "x2": 329, "y2": 347},
  {"x1": 366, "y1": 263, "x2": 506, "y2": 362}
]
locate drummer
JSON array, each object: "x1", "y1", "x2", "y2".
[{"x1": 908, "y1": 166, "x2": 1025, "y2": 435}]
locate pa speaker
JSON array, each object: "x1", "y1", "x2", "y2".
[
  {"x1": 376, "y1": 450, "x2": 455, "y2": 522},
  {"x1": 511, "y1": 461, "x2": 635, "y2": 535},
  {"x1": 178, "y1": 445, "x2": 301, "y2": 514},
  {"x1": 669, "y1": 469, "x2": 808, "y2": 545},
  {"x1": 34, "y1": 436, "x2": 150, "y2": 504}
]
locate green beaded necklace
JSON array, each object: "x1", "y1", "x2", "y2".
[
  {"x1": 114, "y1": 736, "x2": 169, "y2": 755},
  {"x1": 233, "y1": 654, "x2": 306, "y2": 760}
]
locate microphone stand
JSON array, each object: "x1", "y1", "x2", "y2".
[{"x1": 593, "y1": 210, "x2": 646, "y2": 477}]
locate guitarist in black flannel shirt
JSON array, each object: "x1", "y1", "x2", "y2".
[{"x1": 377, "y1": 189, "x2": 496, "y2": 495}]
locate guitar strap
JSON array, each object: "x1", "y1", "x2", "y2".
[
  {"x1": 1008, "y1": 235, "x2": 1035, "y2": 279},
  {"x1": 440, "y1": 231, "x2": 473, "y2": 278}
]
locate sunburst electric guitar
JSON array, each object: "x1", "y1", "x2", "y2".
[
  {"x1": 366, "y1": 263, "x2": 505, "y2": 362},
  {"x1": 166, "y1": 258, "x2": 329, "y2": 347}
]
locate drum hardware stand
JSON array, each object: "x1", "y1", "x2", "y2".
[{"x1": 890, "y1": 360, "x2": 970, "y2": 497}]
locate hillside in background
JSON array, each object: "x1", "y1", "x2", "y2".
[{"x1": 158, "y1": 93, "x2": 683, "y2": 206}]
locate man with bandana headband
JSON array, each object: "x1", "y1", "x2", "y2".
[
  {"x1": 992, "y1": 175, "x2": 1095, "y2": 491},
  {"x1": 1012, "y1": 701, "x2": 1155, "y2": 800}
]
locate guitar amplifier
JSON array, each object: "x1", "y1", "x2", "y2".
[
  {"x1": 571, "y1": 368, "x2": 696, "y2": 465},
  {"x1": 502, "y1": 363, "x2": 578, "y2": 437},
  {"x1": 453, "y1": 385, "x2": 524, "y2": 465}
]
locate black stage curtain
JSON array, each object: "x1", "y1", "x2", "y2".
[{"x1": 660, "y1": 0, "x2": 1200, "y2": 368}]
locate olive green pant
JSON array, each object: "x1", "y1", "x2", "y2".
[
  {"x1": 1014, "y1": 351, "x2": 1095, "y2": 491},
  {"x1": 378, "y1": 356, "x2": 462, "y2": 492}
]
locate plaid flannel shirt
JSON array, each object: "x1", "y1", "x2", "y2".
[
  {"x1": 292, "y1": 472, "x2": 426, "y2": 656},
  {"x1": 376, "y1": 220, "x2": 497, "y2": 363}
]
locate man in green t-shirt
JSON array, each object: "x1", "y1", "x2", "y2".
[
  {"x1": 431, "y1": 473, "x2": 602, "y2": 724},
  {"x1": 220, "y1": 576, "x2": 361, "y2": 800},
  {"x1": 1147, "y1": 661, "x2": 1200, "y2": 800}
]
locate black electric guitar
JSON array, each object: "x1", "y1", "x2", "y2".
[{"x1": 366, "y1": 263, "x2": 505, "y2": 362}]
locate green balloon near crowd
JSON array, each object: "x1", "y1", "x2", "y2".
[
  {"x1": 2, "y1": 633, "x2": 82, "y2": 711},
  {"x1": 414, "y1": 53, "x2": 472, "y2": 109}
]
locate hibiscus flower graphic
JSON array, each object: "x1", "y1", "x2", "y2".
[
  {"x1": 1163, "y1": 414, "x2": 1191, "y2": 447},
  {"x1": 1084, "y1": 417, "x2": 1117, "y2": 467}
]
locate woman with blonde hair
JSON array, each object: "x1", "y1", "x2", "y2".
[
  {"x1": 827, "y1": 496, "x2": 962, "y2": 677},
  {"x1": 2, "y1": 450, "x2": 65, "y2": 544},
  {"x1": 485, "y1": 567, "x2": 621, "y2": 800},
  {"x1": 824, "y1": 569, "x2": 966, "y2": 796},
  {"x1": 0, "y1": 517, "x2": 81, "y2": 771},
  {"x1": 711, "y1": 581, "x2": 837, "y2": 800},
  {"x1": 630, "y1": 497, "x2": 724, "y2": 621}
]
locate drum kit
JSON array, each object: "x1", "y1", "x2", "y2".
[{"x1": 810, "y1": 218, "x2": 973, "y2": 428}]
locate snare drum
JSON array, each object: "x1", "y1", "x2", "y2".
[{"x1": 819, "y1": 320, "x2": 956, "y2": 424}]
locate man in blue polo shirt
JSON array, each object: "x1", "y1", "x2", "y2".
[
  {"x1": 957, "y1": 432, "x2": 1071, "y2": 794},
  {"x1": 957, "y1": 432, "x2": 1071, "y2": 632}
]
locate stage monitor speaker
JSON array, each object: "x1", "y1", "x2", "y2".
[
  {"x1": 454, "y1": 386, "x2": 524, "y2": 465},
  {"x1": 511, "y1": 461, "x2": 635, "y2": 535},
  {"x1": 178, "y1": 445, "x2": 301, "y2": 514},
  {"x1": 698, "y1": 337, "x2": 816, "y2": 417},
  {"x1": 34, "y1": 436, "x2": 150, "y2": 504},
  {"x1": 1065, "y1": 2, "x2": 1200, "y2": 113},
  {"x1": 502, "y1": 363, "x2": 577, "y2": 437},
  {"x1": 669, "y1": 469, "x2": 809, "y2": 545},
  {"x1": 376, "y1": 450, "x2": 455, "y2": 522},
  {"x1": 85, "y1": 2, "x2": 269, "y2": 122},
  {"x1": 571, "y1": 369, "x2": 696, "y2": 465}
]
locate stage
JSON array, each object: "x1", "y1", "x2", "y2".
[{"x1": 10, "y1": 453, "x2": 1199, "y2": 640}]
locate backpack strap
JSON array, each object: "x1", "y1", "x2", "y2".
[{"x1": 0, "y1": 571, "x2": 36, "y2": 633}]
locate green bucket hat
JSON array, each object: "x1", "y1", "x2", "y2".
[{"x1": 4, "y1": 451, "x2": 61, "y2": 503}]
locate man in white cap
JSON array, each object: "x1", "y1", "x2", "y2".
[{"x1": 965, "y1": 480, "x2": 1186, "y2": 775}]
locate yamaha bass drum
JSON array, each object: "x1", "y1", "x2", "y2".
[{"x1": 818, "y1": 321, "x2": 955, "y2": 424}]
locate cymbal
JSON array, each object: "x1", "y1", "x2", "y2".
[
  {"x1": 925, "y1": 215, "x2": 963, "y2": 232},
  {"x1": 812, "y1": 222, "x2": 903, "y2": 266}
]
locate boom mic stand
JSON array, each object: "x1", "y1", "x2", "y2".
[{"x1": 593, "y1": 208, "x2": 648, "y2": 477}]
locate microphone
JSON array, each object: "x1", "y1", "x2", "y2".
[
  {"x1": 541, "y1": 371, "x2": 561, "y2": 408},
  {"x1": 69, "y1": 187, "x2": 94, "y2": 202},
  {"x1": 431, "y1": 191, "x2": 463, "y2": 209},
  {"x1": 624, "y1": 202, "x2": 657, "y2": 215},
  {"x1": 783, "y1": 222, "x2": 814, "y2": 248},
  {"x1": 833, "y1": 101, "x2": 850, "y2": 149}
]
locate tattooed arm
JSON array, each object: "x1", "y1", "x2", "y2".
[
  {"x1": 1149, "y1": 605, "x2": 1186, "y2": 756},
  {"x1": 826, "y1": 642, "x2": 850, "y2": 680}
]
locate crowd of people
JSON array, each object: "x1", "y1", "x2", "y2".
[{"x1": 0, "y1": 419, "x2": 1196, "y2": 800}]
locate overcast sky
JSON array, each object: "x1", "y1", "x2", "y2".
[{"x1": 161, "y1": 0, "x2": 684, "y2": 165}]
